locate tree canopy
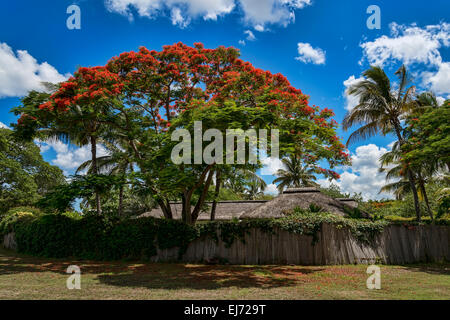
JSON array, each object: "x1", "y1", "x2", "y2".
[
  {"x1": 13, "y1": 42, "x2": 350, "y2": 224},
  {"x1": 0, "y1": 128, "x2": 65, "y2": 212}
]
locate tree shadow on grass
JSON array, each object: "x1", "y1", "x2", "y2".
[
  {"x1": 0, "y1": 248, "x2": 324, "y2": 290},
  {"x1": 399, "y1": 263, "x2": 450, "y2": 276},
  {"x1": 96, "y1": 264, "x2": 325, "y2": 290}
]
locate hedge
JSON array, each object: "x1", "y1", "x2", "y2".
[{"x1": 1, "y1": 209, "x2": 449, "y2": 261}]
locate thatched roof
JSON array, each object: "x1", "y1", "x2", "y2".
[
  {"x1": 139, "y1": 188, "x2": 364, "y2": 221},
  {"x1": 240, "y1": 187, "x2": 353, "y2": 219},
  {"x1": 140, "y1": 200, "x2": 268, "y2": 221},
  {"x1": 335, "y1": 198, "x2": 358, "y2": 208}
]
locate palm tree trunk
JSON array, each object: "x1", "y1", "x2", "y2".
[
  {"x1": 406, "y1": 169, "x2": 421, "y2": 221},
  {"x1": 90, "y1": 136, "x2": 102, "y2": 215},
  {"x1": 211, "y1": 170, "x2": 221, "y2": 221},
  {"x1": 418, "y1": 175, "x2": 434, "y2": 222},
  {"x1": 392, "y1": 122, "x2": 421, "y2": 221}
]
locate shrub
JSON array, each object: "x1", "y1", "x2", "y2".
[
  {"x1": 384, "y1": 215, "x2": 450, "y2": 226},
  {"x1": 0, "y1": 211, "x2": 37, "y2": 236},
  {"x1": 6, "y1": 206, "x2": 447, "y2": 261},
  {"x1": 0, "y1": 206, "x2": 42, "y2": 220},
  {"x1": 0, "y1": 206, "x2": 43, "y2": 236}
]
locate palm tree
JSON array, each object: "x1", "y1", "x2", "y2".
[
  {"x1": 40, "y1": 105, "x2": 106, "y2": 215},
  {"x1": 76, "y1": 136, "x2": 134, "y2": 216},
  {"x1": 243, "y1": 174, "x2": 268, "y2": 200},
  {"x1": 379, "y1": 142, "x2": 435, "y2": 221},
  {"x1": 210, "y1": 167, "x2": 267, "y2": 219},
  {"x1": 342, "y1": 65, "x2": 423, "y2": 220},
  {"x1": 273, "y1": 155, "x2": 317, "y2": 192}
]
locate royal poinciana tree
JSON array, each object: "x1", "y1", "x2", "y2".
[{"x1": 15, "y1": 42, "x2": 350, "y2": 224}]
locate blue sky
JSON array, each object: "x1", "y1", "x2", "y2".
[{"x1": 0, "y1": 0, "x2": 449, "y2": 200}]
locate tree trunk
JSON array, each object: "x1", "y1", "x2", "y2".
[
  {"x1": 418, "y1": 175, "x2": 434, "y2": 222},
  {"x1": 181, "y1": 165, "x2": 214, "y2": 225},
  {"x1": 211, "y1": 170, "x2": 221, "y2": 221},
  {"x1": 191, "y1": 170, "x2": 214, "y2": 223},
  {"x1": 159, "y1": 198, "x2": 173, "y2": 220},
  {"x1": 406, "y1": 169, "x2": 422, "y2": 221},
  {"x1": 392, "y1": 121, "x2": 421, "y2": 221},
  {"x1": 90, "y1": 136, "x2": 102, "y2": 215},
  {"x1": 118, "y1": 184, "x2": 124, "y2": 217}
]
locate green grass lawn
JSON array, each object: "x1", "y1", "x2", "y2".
[{"x1": 0, "y1": 247, "x2": 448, "y2": 300}]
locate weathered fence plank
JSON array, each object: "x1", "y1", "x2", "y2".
[{"x1": 3, "y1": 224, "x2": 449, "y2": 265}]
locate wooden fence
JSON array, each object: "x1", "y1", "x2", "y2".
[
  {"x1": 152, "y1": 223, "x2": 450, "y2": 265},
  {"x1": 3, "y1": 223, "x2": 449, "y2": 265}
]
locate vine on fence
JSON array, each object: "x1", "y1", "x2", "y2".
[{"x1": 0, "y1": 205, "x2": 399, "y2": 260}]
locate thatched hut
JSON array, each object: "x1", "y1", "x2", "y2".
[
  {"x1": 239, "y1": 187, "x2": 353, "y2": 219},
  {"x1": 140, "y1": 200, "x2": 268, "y2": 221},
  {"x1": 140, "y1": 187, "x2": 363, "y2": 221}
]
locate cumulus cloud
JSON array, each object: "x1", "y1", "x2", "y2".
[
  {"x1": 0, "y1": 42, "x2": 69, "y2": 98},
  {"x1": 170, "y1": 7, "x2": 189, "y2": 27},
  {"x1": 295, "y1": 42, "x2": 326, "y2": 65},
  {"x1": 422, "y1": 61, "x2": 450, "y2": 95},
  {"x1": 37, "y1": 140, "x2": 109, "y2": 171},
  {"x1": 264, "y1": 183, "x2": 279, "y2": 195},
  {"x1": 105, "y1": 0, "x2": 311, "y2": 29},
  {"x1": 359, "y1": 22, "x2": 450, "y2": 96},
  {"x1": 239, "y1": 0, "x2": 311, "y2": 28},
  {"x1": 360, "y1": 22, "x2": 448, "y2": 67},
  {"x1": 260, "y1": 156, "x2": 285, "y2": 176},
  {"x1": 106, "y1": 0, "x2": 233, "y2": 23},
  {"x1": 436, "y1": 96, "x2": 448, "y2": 106},
  {"x1": 317, "y1": 144, "x2": 394, "y2": 200},
  {"x1": 343, "y1": 75, "x2": 364, "y2": 111}
]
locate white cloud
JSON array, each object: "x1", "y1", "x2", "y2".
[
  {"x1": 238, "y1": 39, "x2": 246, "y2": 46},
  {"x1": 343, "y1": 75, "x2": 364, "y2": 111},
  {"x1": 0, "y1": 42, "x2": 69, "y2": 98},
  {"x1": 0, "y1": 121, "x2": 10, "y2": 129},
  {"x1": 359, "y1": 22, "x2": 450, "y2": 96},
  {"x1": 239, "y1": 0, "x2": 311, "y2": 28},
  {"x1": 261, "y1": 156, "x2": 285, "y2": 176},
  {"x1": 38, "y1": 140, "x2": 109, "y2": 171},
  {"x1": 295, "y1": 42, "x2": 326, "y2": 65},
  {"x1": 317, "y1": 144, "x2": 394, "y2": 200},
  {"x1": 436, "y1": 96, "x2": 447, "y2": 106},
  {"x1": 254, "y1": 24, "x2": 265, "y2": 32},
  {"x1": 105, "y1": 0, "x2": 311, "y2": 28},
  {"x1": 244, "y1": 29, "x2": 256, "y2": 41},
  {"x1": 264, "y1": 183, "x2": 279, "y2": 195},
  {"x1": 387, "y1": 141, "x2": 396, "y2": 150},
  {"x1": 422, "y1": 61, "x2": 450, "y2": 95},
  {"x1": 360, "y1": 22, "x2": 449, "y2": 67},
  {"x1": 170, "y1": 7, "x2": 189, "y2": 27},
  {"x1": 106, "y1": 0, "x2": 235, "y2": 22}
]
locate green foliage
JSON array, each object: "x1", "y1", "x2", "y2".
[
  {"x1": 308, "y1": 203, "x2": 324, "y2": 213},
  {"x1": 282, "y1": 208, "x2": 389, "y2": 244},
  {"x1": 4, "y1": 205, "x2": 403, "y2": 260},
  {"x1": 383, "y1": 215, "x2": 450, "y2": 226},
  {"x1": 82, "y1": 184, "x2": 157, "y2": 218},
  {"x1": 37, "y1": 174, "x2": 124, "y2": 212},
  {"x1": 366, "y1": 181, "x2": 449, "y2": 218},
  {"x1": 403, "y1": 101, "x2": 450, "y2": 169},
  {"x1": 343, "y1": 206, "x2": 364, "y2": 219},
  {"x1": 319, "y1": 183, "x2": 363, "y2": 203},
  {"x1": 0, "y1": 128, "x2": 65, "y2": 213},
  {"x1": 0, "y1": 207, "x2": 41, "y2": 236},
  {"x1": 272, "y1": 155, "x2": 318, "y2": 193}
]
